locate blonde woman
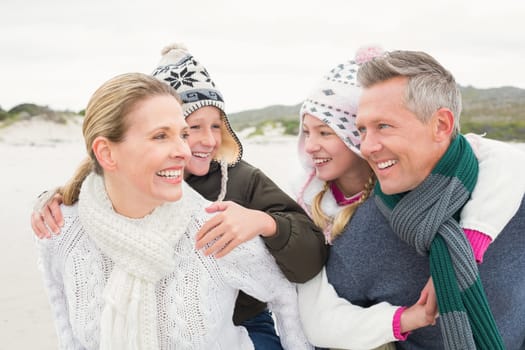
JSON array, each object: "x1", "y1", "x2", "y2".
[
  {"x1": 37, "y1": 72, "x2": 312, "y2": 349},
  {"x1": 33, "y1": 44, "x2": 326, "y2": 349}
]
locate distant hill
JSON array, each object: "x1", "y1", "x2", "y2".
[
  {"x1": 2, "y1": 85, "x2": 524, "y2": 141},
  {"x1": 459, "y1": 86, "x2": 525, "y2": 140},
  {"x1": 229, "y1": 104, "x2": 301, "y2": 130},
  {"x1": 228, "y1": 85, "x2": 525, "y2": 141},
  {"x1": 0, "y1": 103, "x2": 79, "y2": 126}
]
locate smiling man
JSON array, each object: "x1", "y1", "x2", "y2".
[
  {"x1": 357, "y1": 74, "x2": 449, "y2": 195},
  {"x1": 323, "y1": 50, "x2": 525, "y2": 350}
]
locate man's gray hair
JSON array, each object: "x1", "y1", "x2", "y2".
[{"x1": 357, "y1": 50, "x2": 462, "y2": 137}]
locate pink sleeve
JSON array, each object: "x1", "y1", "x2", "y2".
[
  {"x1": 463, "y1": 228, "x2": 492, "y2": 264},
  {"x1": 392, "y1": 306, "x2": 410, "y2": 341}
]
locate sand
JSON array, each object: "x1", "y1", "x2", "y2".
[{"x1": 0, "y1": 118, "x2": 85, "y2": 348}]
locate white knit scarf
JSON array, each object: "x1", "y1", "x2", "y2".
[{"x1": 78, "y1": 173, "x2": 199, "y2": 350}]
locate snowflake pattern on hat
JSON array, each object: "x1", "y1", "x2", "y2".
[
  {"x1": 152, "y1": 52, "x2": 225, "y2": 112},
  {"x1": 165, "y1": 66, "x2": 198, "y2": 89},
  {"x1": 152, "y1": 44, "x2": 242, "y2": 167}
]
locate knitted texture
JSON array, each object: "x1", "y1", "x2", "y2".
[
  {"x1": 392, "y1": 307, "x2": 409, "y2": 341},
  {"x1": 37, "y1": 177, "x2": 313, "y2": 349},
  {"x1": 374, "y1": 135, "x2": 504, "y2": 350},
  {"x1": 463, "y1": 228, "x2": 492, "y2": 263},
  {"x1": 151, "y1": 43, "x2": 242, "y2": 167},
  {"x1": 217, "y1": 160, "x2": 229, "y2": 201},
  {"x1": 298, "y1": 59, "x2": 363, "y2": 169},
  {"x1": 297, "y1": 46, "x2": 383, "y2": 169},
  {"x1": 78, "y1": 173, "x2": 198, "y2": 349}
]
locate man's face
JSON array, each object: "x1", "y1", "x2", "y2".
[{"x1": 356, "y1": 76, "x2": 443, "y2": 194}]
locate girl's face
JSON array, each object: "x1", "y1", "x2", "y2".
[
  {"x1": 302, "y1": 113, "x2": 368, "y2": 192},
  {"x1": 107, "y1": 95, "x2": 190, "y2": 216},
  {"x1": 184, "y1": 106, "x2": 223, "y2": 177}
]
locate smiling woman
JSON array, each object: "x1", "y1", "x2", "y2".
[
  {"x1": 96, "y1": 94, "x2": 190, "y2": 217},
  {"x1": 35, "y1": 72, "x2": 312, "y2": 349}
]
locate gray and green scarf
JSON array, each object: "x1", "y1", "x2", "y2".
[{"x1": 374, "y1": 134, "x2": 504, "y2": 350}]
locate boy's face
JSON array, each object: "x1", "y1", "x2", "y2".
[{"x1": 184, "y1": 106, "x2": 222, "y2": 177}]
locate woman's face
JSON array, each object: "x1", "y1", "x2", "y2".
[
  {"x1": 184, "y1": 106, "x2": 223, "y2": 177},
  {"x1": 108, "y1": 95, "x2": 190, "y2": 214}
]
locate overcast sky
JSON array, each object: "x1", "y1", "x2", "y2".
[{"x1": 1, "y1": 0, "x2": 524, "y2": 113}]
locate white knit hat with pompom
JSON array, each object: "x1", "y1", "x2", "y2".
[{"x1": 297, "y1": 45, "x2": 384, "y2": 169}]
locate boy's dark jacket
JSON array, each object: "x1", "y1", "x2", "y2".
[{"x1": 186, "y1": 160, "x2": 328, "y2": 324}]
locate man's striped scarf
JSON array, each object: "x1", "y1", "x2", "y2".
[{"x1": 374, "y1": 134, "x2": 504, "y2": 350}]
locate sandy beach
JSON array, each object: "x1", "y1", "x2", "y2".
[
  {"x1": 1, "y1": 118, "x2": 524, "y2": 348},
  {"x1": 0, "y1": 118, "x2": 84, "y2": 349}
]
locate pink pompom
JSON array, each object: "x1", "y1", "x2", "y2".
[{"x1": 355, "y1": 46, "x2": 384, "y2": 65}]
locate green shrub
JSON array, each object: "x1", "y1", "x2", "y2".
[
  {"x1": 461, "y1": 120, "x2": 525, "y2": 141},
  {"x1": 8, "y1": 103, "x2": 52, "y2": 116},
  {"x1": 0, "y1": 109, "x2": 9, "y2": 121},
  {"x1": 282, "y1": 119, "x2": 299, "y2": 135}
]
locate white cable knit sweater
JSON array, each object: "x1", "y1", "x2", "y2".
[{"x1": 37, "y1": 182, "x2": 312, "y2": 350}]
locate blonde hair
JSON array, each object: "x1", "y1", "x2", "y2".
[
  {"x1": 310, "y1": 175, "x2": 376, "y2": 241},
  {"x1": 61, "y1": 72, "x2": 181, "y2": 205}
]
